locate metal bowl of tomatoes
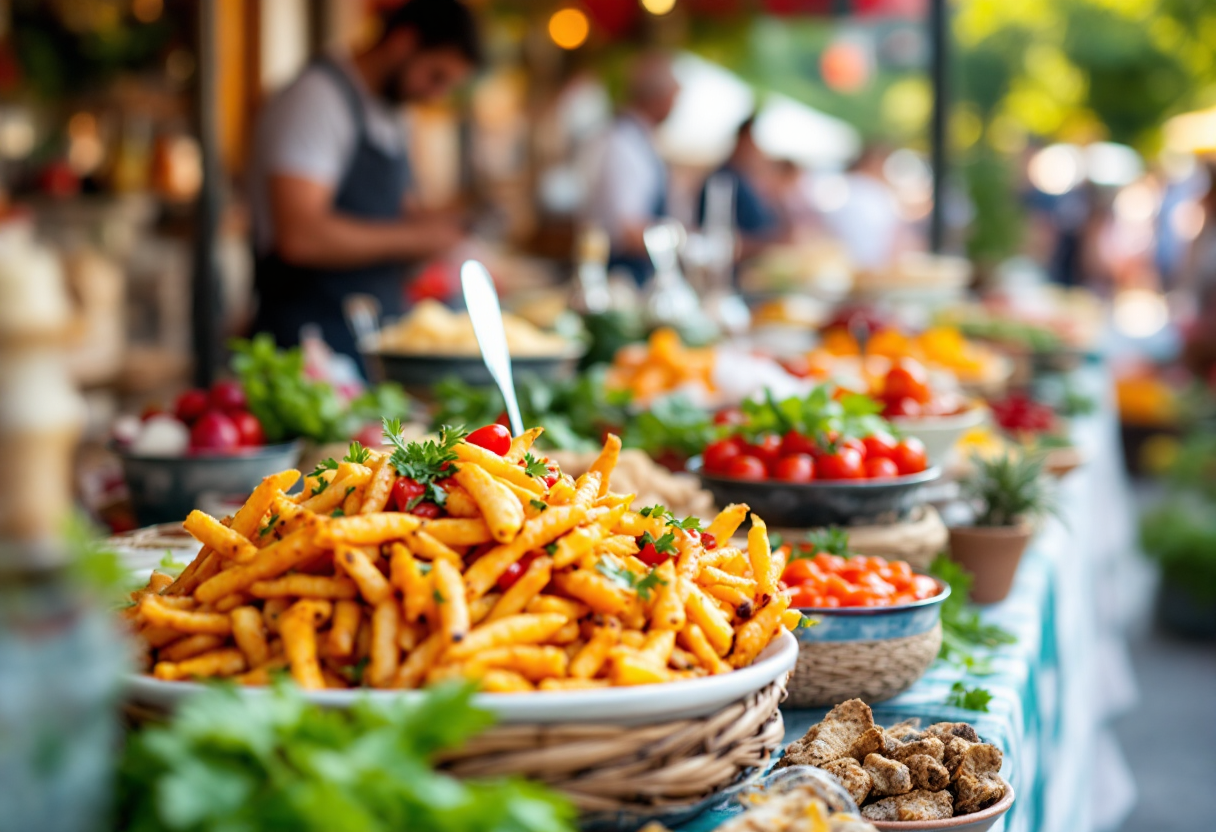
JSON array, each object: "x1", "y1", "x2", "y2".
[{"x1": 691, "y1": 462, "x2": 940, "y2": 528}]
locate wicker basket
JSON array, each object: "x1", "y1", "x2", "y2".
[
  {"x1": 786, "y1": 622, "x2": 941, "y2": 708},
  {"x1": 437, "y1": 680, "x2": 786, "y2": 822}
]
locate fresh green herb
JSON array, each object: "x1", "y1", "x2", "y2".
[
  {"x1": 417, "y1": 561, "x2": 433, "y2": 576},
  {"x1": 230, "y1": 334, "x2": 413, "y2": 443},
  {"x1": 530, "y1": 499, "x2": 549, "y2": 512},
  {"x1": 768, "y1": 531, "x2": 785, "y2": 551},
  {"x1": 522, "y1": 453, "x2": 549, "y2": 479},
  {"x1": 310, "y1": 480, "x2": 330, "y2": 497},
  {"x1": 433, "y1": 588, "x2": 446, "y2": 605},
  {"x1": 344, "y1": 656, "x2": 370, "y2": 685},
  {"x1": 946, "y1": 682, "x2": 994, "y2": 712},
  {"x1": 733, "y1": 384, "x2": 890, "y2": 447},
  {"x1": 961, "y1": 450, "x2": 1057, "y2": 527},
  {"x1": 345, "y1": 486, "x2": 357, "y2": 499},
  {"x1": 624, "y1": 394, "x2": 722, "y2": 461},
  {"x1": 259, "y1": 514, "x2": 280, "y2": 537},
  {"x1": 344, "y1": 440, "x2": 372, "y2": 464},
  {"x1": 638, "y1": 505, "x2": 665, "y2": 519},
  {"x1": 116, "y1": 681, "x2": 575, "y2": 832},
  {"x1": 634, "y1": 570, "x2": 668, "y2": 601},
  {"x1": 790, "y1": 527, "x2": 852, "y2": 560},
  {"x1": 544, "y1": 543, "x2": 559, "y2": 556},
  {"x1": 310, "y1": 458, "x2": 339, "y2": 479},
  {"x1": 331, "y1": 509, "x2": 345, "y2": 518},
  {"x1": 64, "y1": 514, "x2": 141, "y2": 605},
  {"x1": 931, "y1": 555, "x2": 1017, "y2": 665},
  {"x1": 383, "y1": 419, "x2": 467, "y2": 508},
  {"x1": 638, "y1": 530, "x2": 678, "y2": 558},
  {"x1": 158, "y1": 552, "x2": 188, "y2": 575},
  {"x1": 639, "y1": 504, "x2": 703, "y2": 532},
  {"x1": 796, "y1": 614, "x2": 820, "y2": 630}
]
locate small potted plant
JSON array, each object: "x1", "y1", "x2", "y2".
[{"x1": 949, "y1": 450, "x2": 1056, "y2": 603}]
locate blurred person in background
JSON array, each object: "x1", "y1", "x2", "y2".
[
  {"x1": 696, "y1": 116, "x2": 784, "y2": 260},
  {"x1": 819, "y1": 145, "x2": 909, "y2": 272},
  {"x1": 1181, "y1": 162, "x2": 1216, "y2": 381},
  {"x1": 584, "y1": 52, "x2": 680, "y2": 285},
  {"x1": 249, "y1": 0, "x2": 480, "y2": 363}
]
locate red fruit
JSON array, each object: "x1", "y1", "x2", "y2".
[
  {"x1": 208, "y1": 379, "x2": 248, "y2": 413},
  {"x1": 409, "y1": 501, "x2": 441, "y2": 519},
  {"x1": 229, "y1": 410, "x2": 265, "y2": 447},
  {"x1": 495, "y1": 411, "x2": 511, "y2": 428},
  {"x1": 189, "y1": 410, "x2": 241, "y2": 453},
  {"x1": 703, "y1": 438, "x2": 743, "y2": 473},
  {"x1": 890, "y1": 437, "x2": 929, "y2": 475},
  {"x1": 748, "y1": 434, "x2": 783, "y2": 469},
  {"x1": 817, "y1": 447, "x2": 865, "y2": 480},
  {"x1": 773, "y1": 453, "x2": 815, "y2": 482},
  {"x1": 713, "y1": 407, "x2": 745, "y2": 426},
  {"x1": 841, "y1": 437, "x2": 867, "y2": 461},
  {"x1": 467, "y1": 423, "x2": 512, "y2": 456},
  {"x1": 810, "y1": 430, "x2": 839, "y2": 457},
  {"x1": 884, "y1": 359, "x2": 932, "y2": 404},
  {"x1": 391, "y1": 477, "x2": 426, "y2": 511},
  {"x1": 862, "y1": 432, "x2": 897, "y2": 459},
  {"x1": 864, "y1": 457, "x2": 900, "y2": 479},
  {"x1": 779, "y1": 430, "x2": 818, "y2": 457},
  {"x1": 884, "y1": 396, "x2": 923, "y2": 418},
  {"x1": 174, "y1": 389, "x2": 210, "y2": 424},
  {"x1": 637, "y1": 539, "x2": 672, "y2": 566},
  {"x1": 497, "y1": 552, "x2": 539, "y2": 591},
  {"x1": 700, "y1": 532, "x2": 717, "y2": 550},
  {"x1": 726, "y1": 454, "x2": 768, "y2": 481}
]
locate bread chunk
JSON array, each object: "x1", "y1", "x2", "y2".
[
  {"x1": 942, "y1": 736, "x2": 974, "y2": 776},
  {"x1": 820, "y1": 756, "x2": 873, "y2": 806},
  {"x1": 848, "y1": 727, "x2": 885, "y2": 762},
  {"x1": 923, "y1": 721, "x2": 980, "y2": 744},
  {"x1": 862, "y1": 789, "x2": 954, "y2": 822},
  {"x1": 777, "y1": 699, "x2": 876, "y2": 768},
  {"x1": 954, "y1": 770, "x2": 1006, "y2": 815},
  {"x1": 952, "y1": 742, "x2": 1002, "y2": 780},
  {"x1": 863, "y1": 752, "x2": 912, "y2": 797},
  {"x1": 887, "y1": 736, "x2": 945, "y2": 763},
  {"x1": 884, "y1": 718, "x2": 922, "y2": 743},
  {"x1": 904, "y1": 754, "x2": 951, "y2": 791}
]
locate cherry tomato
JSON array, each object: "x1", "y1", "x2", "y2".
[
  {"x1": 890, "y1": 437, "x2": 928, "y2": 475},
  {"x1": 782, "y1": 559, "x2": 822, "y2": 585},
  {"x1": 497, "y1": 552, "x2": 539, "y2": 591},
  {"x1": 813, "y1": 553, "x2": 847, "y2": 573},
  {"x1": 174, "y1": 389, "x2": 210, "y2": 424},
  {"x1": 788, "y1": 586, "x2": 820, "y2": 608},
  {"x1": 840, "y1": 437, "x2": 867, "y2": 461},
  {"x1": 391, "y1": 477, "x2": 426, "y2": 511},
  {"x1": 747, "y1": 434, "x2": 783, "y2": 470},
  {"x1": 810, "y1": 430, "x2": 839, "y2": 458},
  {"x1": 779, "y1": 430, "x2": 818, "y2": 458},
  {"x1": 208, "y1": 379, "x2": 248, "y2": 413},
  {"x1": 713, "y1": 407, "x2": 745, "y2": 426},
  {"x1": 409, "y1": 501, "x2": 441, "y2": 519},
  {"x1": 703, "y1": 438, "x2": 743, "y2": 474},
  {"x1": 884, "y1": 396, "x2": 923, "y2": 418},
  {"x1": 773, "y1": 453, "x2": 815, "y2": 482},
  {"x1": 862, "y1": 432, "x2": 898, "y2": 460},
  {"x1": 816, "y1": 447, "x2": 864, "y2": 480},
  {"x1": 229, "y1": 411, "x2": 265, "y2": 447},
  {"x1": 700, "y1": 532, "x2": 717, "y2": 550},
  {"x1": 637, "y1": 538, "x2": 672, "y2": 566},
  {"x1": 865, "y1": 457, "x2": 900, "y2": 479},
  {"x1": 885, "y1": 358, "x2": 931, "y2": 404},
  {"x1": 467, "y1": 423, "x2": 511, "y2": 456},
  {"x1": 912, "y1": 574, "x2": 941, "y2": 599},
  {"x1": 726, "y1": 454, "x2": 768, "y2": 481}
]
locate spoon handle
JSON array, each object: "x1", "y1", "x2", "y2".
[{"x1": 460, "y1": 260, "x2": 524, "y2": 436}]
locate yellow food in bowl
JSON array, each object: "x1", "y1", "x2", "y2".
[{"x1": 378, "y1": 300, "x2": 571, "y2": 357}]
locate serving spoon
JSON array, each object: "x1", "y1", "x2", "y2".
[{"x1": 461, "y1": 259, "x2": 524, "y2": 436}]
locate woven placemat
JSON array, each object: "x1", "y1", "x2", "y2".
[{"x1": 786, "y1": 623, "x2": 941, "y2": 708}]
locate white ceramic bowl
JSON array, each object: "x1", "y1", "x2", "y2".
[
  {"x1": 125, "y1": 629, "x2": 798, "y2": 726},
  {"x1": 892, "y1": 405, "x2": 988, "y2": 465}
]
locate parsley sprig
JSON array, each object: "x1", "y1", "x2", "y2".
[
  {"x1": 788, "y1": 526, "x2": 851, "y2": 560},
  {"x1": 946, "y1": 681, "x2": 994, "y2": 712},
  {"x1": 382, "y1": 418, "x2": 467, "y2": 508},
  {"x1": 344, "y1": 440, "x2": 371, "y2": 464},
  {"x1": 638, "y1": 530, "x2": 678, "y2": 558},
  {"x1": 639, "y1": 504, "x2": 704, "y2": 533},
  {"x1": 308, "y1": 458, "x2": 339, "y2": 495},
  {"x1": 595, "y1": 557, "x2": 668, "y2": 600},
  {"x1": 521, "y1": 453, "x2": 549, "y2": 479}
]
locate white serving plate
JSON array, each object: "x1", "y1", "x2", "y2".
[{"x1": 125, "y1": 630, "x2": 798, "y2": 726}]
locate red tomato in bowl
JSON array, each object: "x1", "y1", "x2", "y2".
[
  {"x1": 467, "y1": 423, "x2": 511, "y2": 456},
  {"x1": 703, "y1": 438, "x2": 743, "y2": 473},
  {"x1": 391, "y1": 477, "x2": 426, "y2": 510},
  {"x1": 864, "y1": 457, "x2": 900, "y2": 479},
  {"x1": 885, "y1": 358, "x2": 931, "y2": 404},
  {"x1": 816, "y1": 447, "x2": 864, "y2": 480},
  {"x1": 779, "y1": 430, "x2": 818, "y2": 458},
  {"x1": 773, "y1": 453, "x2": 815, "y2": 482},
  {"x1": 840, "y1": 437, "x2": 867, "y2": 461},
  {"x1": 890, "y1": 437, "x2": 928, "y2": 475},
  {"x1": 883, "y1": 396, "x2": 923, "y2": 418},
  {"x1": 746, "y1": 434, "x2": 783, "y2": 470},
  {"x1": 862, "y1": 432, "x2": 897, "y2": 460},
  {"x1": 209, "y1": 379, "x2": 248, "y2": 413},
  {"x1": 726, "y1": 454, "x2": 768, "y2": 481},
  {"x1": 229, "y1": 411, "x2": 265, "y2": 447},
  {"x1": 174, "y1": 389, "x2": 210, "y2": 424},
  {"x1": 189, "y1": 411, "x2": 240, "y2": 452}
]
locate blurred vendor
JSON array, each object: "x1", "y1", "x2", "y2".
[
  {"x1": 249, "y1": 0, "x2": 480, "y2": 362},
  {"x1": 696, "y1": 116, "x2": 783, "y2": 260},
  {"x1": 585, "y1": 52, "x2": 680, "y2": 284}
]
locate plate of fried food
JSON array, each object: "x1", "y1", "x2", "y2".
[
  {"x1": 365, "y1": 300, "x2": 583, "y2": 390},
  {"x1": 775, "y1": 700, "x2": 1014, "y2": 831},
  {"x1": 123, "y1": 422, "x2": 798, "y2": 725}
]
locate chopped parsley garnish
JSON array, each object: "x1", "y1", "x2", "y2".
[
  {"x1": 310, "y1": 458, "x2": 339, "y2": 479},
  {"x1": 382, "y1": 418, "x2": 467, "y2": 508},
  {"x1": 544, "y1": 542, "x2": 559, "y2": 556},
  {"x1": 946, "y1": 682, "x2": 993, "y2": 712},
  {"x1": 158, "y1": 552, "x2": 187, "y2": 574},
  {"x1": 432, "y1": 588, "x2": 446, "y2": 605},
  {"x1": 638, "y1": 530, "x2": 678, "y2": 558},
  {"x1": 521, "y1": 453, "x2": 549, "y2": 479},
  {"x1": 638, "y1": 504, "x2": 703, "y2": 532},
  {"x1": 331, "y1": 508, "x2": 345, "y2": 517},
  {"x1": 595, "y1": 557, "x2": 668, "y2": 601},
  {"x1": 259, "y1": 514, "x2": 280, "y2": 537},
  {"x1": 344, "y1": 440, "x2": 371, "y2": 464},
  {"x1": 529, "y1": 499, "x2": 549, "y2": 512}
]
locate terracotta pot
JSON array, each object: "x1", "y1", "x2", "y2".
[{"x1": 947, "y1": 524, "x2": 1032, "y2": 603}]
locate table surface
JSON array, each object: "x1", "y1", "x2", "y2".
[{"x1": 680, "y1": 364, "x2": 1131, "y2": 832}]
